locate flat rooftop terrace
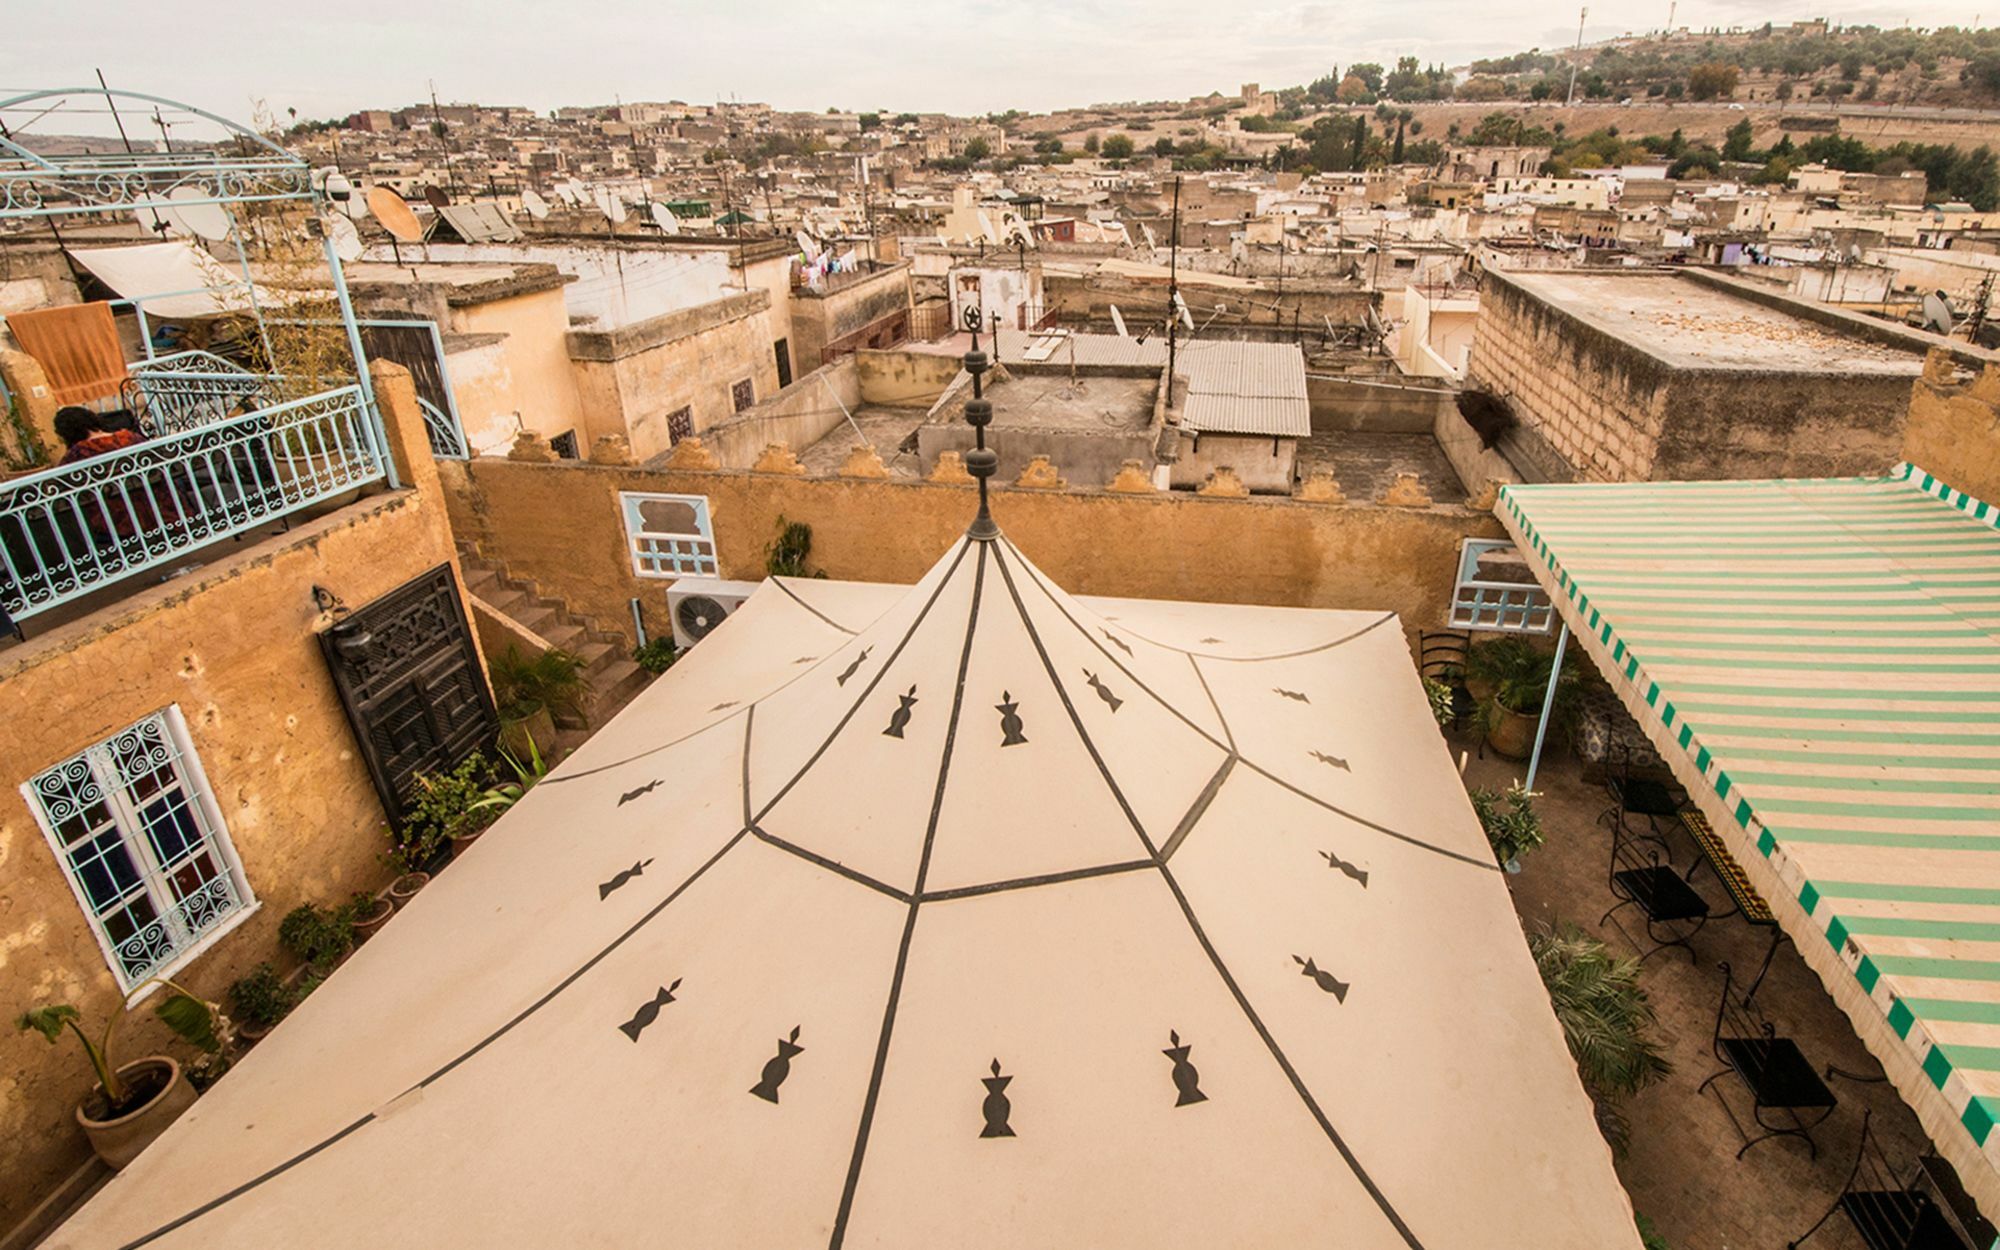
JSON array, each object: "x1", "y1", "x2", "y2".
[{"x1": 1500, "y1": 271, "x2": 1928, "y2": 374}]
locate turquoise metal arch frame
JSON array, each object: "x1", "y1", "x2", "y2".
[{"x1": 0, "y1": 87, "x2": 397, "y2": 625}]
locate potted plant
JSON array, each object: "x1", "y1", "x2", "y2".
[
  {"x1": 17, "y1": 983, "x2": 227, "y2": 1169},
  {"x1": 349, "y1": 891, "x2": 393, "y2": 943},
  {"x1": 465, "y1": 738, "x2": 550, "y2": 826},
  {"x1": 1469, "y1": 782, "x2": 1545, "y2": 872},
  {"x1": 633, "y1": 636, "x2": 678, "y2": 675},
  {"x1": 489, "y1": 645, "x2": 586, "y2": 757},
  {"x1": 1465, "y1": 636, "x2": 1575, "y2": 760},
  {"x1": 278, "y1": 900, "x2": 356, "y2": 973},
  {"x1": 387, "y1": 867, "x2": 429, "y2": 906},
  {"x1": 1528, "y1": 922, "x2": 1671, "y2": 1150},
  {"x1": 227, "y1": 963, "x2": 293, "y2": 1043}
]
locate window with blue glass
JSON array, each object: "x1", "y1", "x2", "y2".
[{"x1": 26, "y1": 708, "x2": 251, "y2": 992}]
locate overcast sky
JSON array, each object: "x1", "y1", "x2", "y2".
[{"x1": 3, "y1": 0, "x2": 1990, "y2": 135}]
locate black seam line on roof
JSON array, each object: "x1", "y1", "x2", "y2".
[
  {"x1": 992, "y1": 542, "x2": 1159, "y2": 858},
  {"x1": 1188, "y1": 654, "x2": 1236, "y2": 753},
  {"x1": 118, "y1": 728, "x2": 763, "y2": 1248},
  {"x1": 118, "y1": 1113, "x2": 382, "y2": 1249},
  {"x1": 1010, "y1": 539, "x2": 1397, "y2": 662},
  {"x1": 1001, "y1": 538, "x2": 1230, "y2": 751},
  {"x1": 770, "y1": 576, "x2": 858, "y2": 635},
  {"x1": 1239, "y1": 756, "x2": 1499, "y2": 872},
  {"x1": 752, "y1": 826, "x2": 911, "y2": 903},
  {"x1": 828, "y1": 543, "x2": 987, "y2": 1250},
  {"x1": 757, "y1": 537, "x2": 973, "y2": 826},
  {"x1": 742, "y1": 703, "x2": 755, "y2": 829},
  {"x1": 919, "y1": 858, "x2": 1157, "y2": 902},
  {"x1": 540, "y1": 701, "x2": 745, "y2": 785},
  {"x1": 1159, "y1": 754, "x2": 1236, "y2": 862},
  {"x1": 1154, "y1": 861, "x2": 1427, "y2": 1250}
]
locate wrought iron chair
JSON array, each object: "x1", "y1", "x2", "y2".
[
  {"x1": 1700, "y1": 961, "x2": 1837, "y2": 1160},
  {"x1": 1597, "y1": 740, "x2": 1684, "y2": 855},
  {"x1": 1790, "y1": 1109, "x2": 1983, "y2": 1249},
  {"x1": 1418, "y1": 628, "x2": 1474, "y2": 732},
  {"x1": 1603, "y1": 821, "x2": 1710, "y2": 964}
]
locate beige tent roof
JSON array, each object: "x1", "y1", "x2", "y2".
[{"x1": 52, "y1": 531, "x2": 1638, "y2": 1250}]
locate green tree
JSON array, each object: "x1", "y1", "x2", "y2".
[
  {"x1": 962, "y1": 137, "x2": 991, "y2": 161},
  {"x1": 1034, "y1": 136, "x2": 1064, "y2": 156},
  {"x1": 1668, "y1": 148, "x2": 1722, "y2": 179},
  {"x1": 1686, "y1": 61, "x2": 1740, "y2": 100},
  {"x1": 858, "y1": 112, "x2": 880, "y2": 131},
  {"x1": 1083, "y1": 132, "x2": 1100, "y2": 154},
  {"x1": 1722, "y1": 118, "x2": 1755, "y2": 161},
  {"x1": 1101, "y1": 133, "x2": 1135, "y2": 160},
  {"x1": 1349, "y1": 115, "x2": 1368, "y2": 167},
  {"x1": 1152, "y1": 135, "x2": 1175, "y2": 157},
  {"x1": 1348, "y1": 62, "x2": 1385, "y2": 94}
]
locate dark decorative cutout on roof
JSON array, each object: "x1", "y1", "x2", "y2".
[
  {"x1": 618, "y1": 978, "x2": 683, "y2": 1042},
  {"x1": 1084, "y1": 670, "x2": 1123, "y2": 712},
  {"x1": 751, "y1": 1026, "x2": 804, "y2": 1103},
  {"x1": 980, "y1": 1059, "x2": 1016, "y2": 1138},
  {"x1": 1293, "y1": 955, "x2": 1349, "y2": 1003},
  {"x1": 710, "y1": 700, "x2": 739, "y2": 712},
  {"x1": 1163, "y1": 1030, "x2": 1208, "y2": 1107},
  {"x1": 618, "y1": 780, "x2": 661, "y2": 807},
  {"x1": 1102, "y1": 628, "x2": 1133, "y2": 657},
  {"x1": 598, "y1": 858, "x2": 654, "y2": 900},
  {"x1": 795, "y1": 656, "x2": 816, "y2": 665},
  {"x1": 1319, "y1": 850, "x2": 1369, "y2": 888},
  {"x1": 1199, "y1": 636, "x2": 1225, "y2": 644},
  {"x1": 836, "y1": 646, "x2": 873, "y2": 687},
  {"x1": 997, "y1": 692, "x2": 1027, "y2": 746},
  {"x1": 1274, "y1": 688, "x2": 1310, "y2": 704},
  {"x1": 1310, "y1": 750, "x2": 1351, "y2": 772},
  {"x1": 884, "y1": 685, "x2": 918, "y2": 738}
]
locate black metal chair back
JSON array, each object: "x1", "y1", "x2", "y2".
[{"x1": 1790, "y1": 1109, "x2": 1972, "y2": 1249}]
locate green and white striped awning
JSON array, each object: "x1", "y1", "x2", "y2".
[{"x1": 1500, "y1": 463, "x2": 2000, "y2": 1223}]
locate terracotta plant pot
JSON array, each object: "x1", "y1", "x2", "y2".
[
  {"x1": 449, "y1": 824, "x2": 489, "y2": 859},
  {"x1": 237, "y1": 1019, "x2": 274, "y2": 1045},
  {"x1": 351, "y1": 895, "x2": 394, "y2": 943},
  {"x1": 78, "y1": 1056, "x2": 197, "y2": 1170},
  {"x1": 499, "y1": 705, "x2": 555, "y2": 762},
  {"x1": 389, "y1": 872, "x2": 429, "y2": 906},
  {"x1": 1485, "y1": 702, "x2": 1541, "y2": 761}
]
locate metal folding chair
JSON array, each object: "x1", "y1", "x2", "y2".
[{"x1": 1700, "y1": 961, "x2": 1837, "y2": 1160}]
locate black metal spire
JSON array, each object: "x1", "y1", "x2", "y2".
[{"x1": 961, "y1": 305, "x2": 998, "y2": 540}]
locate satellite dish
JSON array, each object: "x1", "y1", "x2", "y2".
[
  {"x1": 795, "y1": 230, "x2": 818, "y2": 259},
  {"x1": 601, "y1": 192, "x2": 628, "y2": 224},
  {"x1": 1174, "y1": 290, "x2": 1194, "y2": 331},
  {"x1": 650, "y1": 202, "x2": 681, "y2": 234},
  {"x1": 521, "y1": 189, "x2": 551, "y2": 220},
  {"x1": 326, "y1": 214, "x2": 364, "y2": 263},
  {"x1": 1110, "y1": 304, "x2": 1130, "y2": 337},
  {"x1": 1924, "y1": 290, "x2": 1956, "y2": 336},
  {"x1": 1140, "y1": 222, "x2": 1158, "y2": 250},
  {"x1": 166, "y1": 185, "x2": 232, "y2": 241},
  {"x1": 976, "y1": 210, "x2": 997, "y2": 243},
  {"x1": 565, "y1": 178, "x2": 587, "y2": 202},
  {"x1": 367, "y1": 186, "x2": 424, "y2": 243},
  {"x1": 422, "y1": 185, "x2": 451, "y2": 209}
]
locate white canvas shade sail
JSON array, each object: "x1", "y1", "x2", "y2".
[
  {"x1": 68, "y1": 241, "x2": 302, "y2": 319},
  {"x1": 51, "y1": 533, "x2": 1639, "y2": 1250}
]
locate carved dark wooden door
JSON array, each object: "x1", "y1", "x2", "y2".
[{"x1": 318, "y1": 564, "x2": 496, "y2": 827}]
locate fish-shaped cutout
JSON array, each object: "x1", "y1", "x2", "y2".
[
  {"x1": 750, "y1": 1026, "x2": 803, "y2": 1103},
  {"x1": 794, "y1": 655, "x2": 816, "y2": 665},
  {"x1": 1318, "y1": 849, "x2": 1369, "y2": 888},
  {"x1": 618, "y1": 978, "x2": 683, "y2": 1042},
  {"x1": 1310, "y1": 750, "x2": 1350, "y2": 772},
  {"x1": 618, "y1": 779, "x2": 661, "y2": 807},
  {"x1": 1162, "y1": 1029, "x2": 1207, "y2": 1107},
  {"x1": 1199, "y1": 637, "x2": 1225, "y2": 645},
  {"x1": 1084, "y1": 670, "x2": 1123, "y2": 713},
  {"x1": 884, "y1": 685, "x2": 918, "y2": 738},
  {"x1": 1101, "y1": 628, "x2": 1133, "y2": 658},
  {"x1": 996, "y1": 692, "x2": 1027, "y2": 746},
  {"x1": 1293, "y1": 955, "x2": 1348, "y2": 1002},
  {"x1": 836, "y1": 646, "x2": 873, "y2": 686},
  {"x1": 1274, "y1": 688, "x2": 1310, "y2": 704},
  {"x1": 980, "y1": 1058, "x2": 1015, "y2": 1138},
  {"x1": 710, "y1": 700, "x2": 739, "y2": 712},
  {"x1": 598, "y1": 858, "x2": 654, "y2": 900}
]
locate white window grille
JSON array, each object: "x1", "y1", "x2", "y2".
[
  {"x1": 620, "y1": 491, "x2": 719, "y2": 579},
  {"x1": 1449, "y1": 538, "x2": 1555, "y2": 634},
  {"x1": 24, "y1": 708, "x2": 253, "y2": 993}
]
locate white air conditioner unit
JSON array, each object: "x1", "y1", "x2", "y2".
[{"x1": 666, "y1": 577, "x2": 760, "y2": 650}]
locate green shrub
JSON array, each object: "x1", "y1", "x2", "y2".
[
  {"x1": 1529, "y1": 922, "x2": 1671, "y2": 1150},
  {"x1": 228, "y1": 963, "x2": 294, "y2": 1028},
  {"x1": 1469, "y1": 783, "x2": 1545, "y2": 864},
  {"x1": 634, "y1": 636, "x2": 679, "y2": 674},
  {"x1": 278, "y1": 901, "x2": 356, "y2": 972}
]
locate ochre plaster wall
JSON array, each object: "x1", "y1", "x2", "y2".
[
  {"x1": 447, "y1": 285, "x2": 587, "y2": 454},
  {"x1": 0, "y1": 366, "x2": 468, "y2": 1236},
  {"x1": 1907, "y1": 352, "x2": 2000, "y2": 504},
  {"x1": 566, "y1": 292, "x2": 782, "y2": 461},
  {"x1": 440, "y1": 457, "x2": 1500, "y2": 655}
]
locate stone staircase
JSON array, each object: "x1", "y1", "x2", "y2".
[{"x1": 455, "y1": 542, "x2": 651, "y2": 734}]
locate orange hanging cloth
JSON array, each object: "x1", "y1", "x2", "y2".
[{"x1": 4, "y1": 301, "x2": 128, "y2": 405}]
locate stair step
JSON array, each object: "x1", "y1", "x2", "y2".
[
  {"x1": 543, "y1": 620, "x2": 586, "y2": 651},
  {"x1": 514, "y1": 605, "x2": 557, "y2": 635},
  {"x1": 575, "y1": 640, "x2": 617, "y2": 673}
]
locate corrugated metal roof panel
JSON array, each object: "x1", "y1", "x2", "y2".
[{"x1": 1180, "y1": 393, "x2": 1311, "y2": 437}]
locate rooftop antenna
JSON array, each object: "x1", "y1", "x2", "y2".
[
  {"x1": 1565, "y1": 7, "x2": 1589, "y2": 107},
  {"x1": 1167, "y1": 175, "x2": 1182, "y2": 407},
  {"x1": 429, "y1": 79, "x2": 464, "y2": 199},
  {"x1": 93, "y1": 69, "x2": 138, "y2": 155},
  {"x1": 960, "y1": 304, "x2": 999, "y2": 540},
  {"x1": 150, "y1": 106, "x2": 179, "y2": 154}
]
